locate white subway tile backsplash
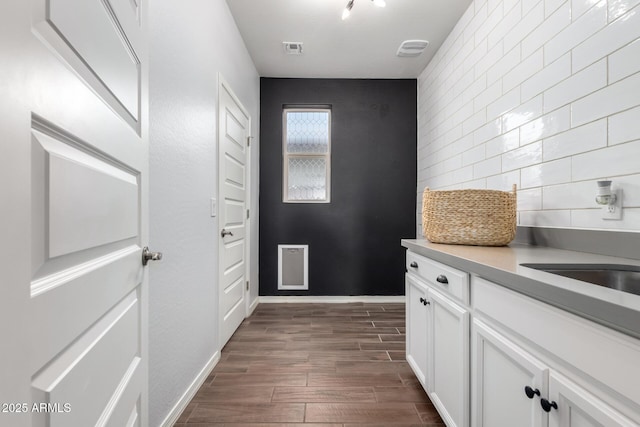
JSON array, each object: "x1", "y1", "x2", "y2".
[
  {"x1": 542, "y1": 118, "x2": 606, "y2": 161},
  {"x1": 473, "y1": 156, "x2": 502, "y2": 178},
  {"x1": 572, "y1": 0, "x2": 601, "y2": 20},
  {"x1": 519, "y1": 106, "x2": 571, "y2": 145},
  {"x1": 486, "y1": 128, "x2": 520, "y2": 157},
  {"x1": 502, "y1": 95, "x2": 543, "y2": 131},
  {"x1": 521, "y1": 2, "x2": 571, "y2": 57},
  {"x1": 463, "y1": 144, "x2": 486, "y2": 166},
  {"x1": 488, "y1": 45, "x2": 521, "y2": 85},
  {"x1": 503, "y1": 49, "x2": 544, "y2": 93},
  {"x1": 474, "y1": 80, "x2": 502, "y2": 112},
  {"x1": 476, "y1": 2, "x2": 504, "y2": 43},
  {"x1": 608, "y1": 106, "x2": 640, "y2": 145},
  {"x1": 571, "y1": 207, "x2": 640, "y2": 229},
  {"x1": 505, "y1": 1, "x2": 544, "y2": 52},
  {"x1": 503, "y1": 141, "x2": 543, "y2": 171},
  {"x1": 487, "y1": 169, "x2": 521, "y2": 190},
  {"x1": 608, "y1": 39, "x2": 640, "y2": 83},
  {"x1": 463, "y1": 109, "x2": 488, "y2": 134},
  {"x1": 517, "y1": 187, "x2": 543, "y2": 210},
  {"x1": 521, "y1": 52, "x2": 571, "y2": 100},
  {"x1": 544, "y1": 0, "x2": 607, "y2": 65},
  {"x1": 487, "y1": 87, "x2": 521, "y2": 119},
  {"x1": 572, "y1": 140, "x2": 640, "y2": 180},
  {"x1": 488, "y1": 2, "x2": 523, "y2": 46},
  {"x1": 474, "y1": 119, "x2": 503, "y2": 145},
  {"x1": 571, "y1": 72, "x2": 640, "y2": 126},
  {"x1": 572, "y1": 5, "x2": 640, "y2": 71},
  {"x1": 543, "y1": 180, "x2": 597, "y2": 209},
  {"x1": 520, "y1": 209, "x2": 572, "y2": 227},
  {"x1": 543, "y1": 58, "x2": 606, "y2": 113},
  {"x1": 608, "y1": 0, "x2": 640, "y2": 22},
  {"x1": 419, "y1": 0, "x2": 640, "y2": 232},
  {"x1": 521, "y1": 157, "x2": 572, "y2": 188}
]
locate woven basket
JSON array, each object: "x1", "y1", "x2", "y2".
[{"x1": 422, "y1": 185, "x2": 517, "y2": 246}]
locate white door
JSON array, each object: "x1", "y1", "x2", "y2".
[
  {"x1": 428, "y1": 287, "x2": 470, "y2": 427},
  {"x1": 406, "y1": 275, "x2": 429, "y2": 388},
  {"x1": 1, "y1": 1, "x2": 149, "y2": 426},
  {"x1": 472, "y1": 319, "x2": 548, "y2": 427},
  {"x1": 547, "y1": 372, "x2": 638, "y2": 427},
  {"x1": 218, "y1": 76, "x2": 250, "y2": 348}
]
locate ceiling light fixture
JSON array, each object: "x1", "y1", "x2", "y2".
[
  {"x1": 341, "y1": 0, "x2": 354, "y2": 20},
  {"x1": 341, "y1": 0, "x2": 386, "y2": 20}
]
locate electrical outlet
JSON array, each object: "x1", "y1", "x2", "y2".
[{"x1": 602, "y1": 189, "x2": 622, "y2": 220}]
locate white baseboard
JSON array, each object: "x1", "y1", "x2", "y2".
[
  {"x1": 258, "y1": 295, "x2": 405, "y2": 304},
  {"x1": 248, "y1": 296, "x2": 259, "y2": 315},
  {"x1": 160, "y1": 350, "x2": 220, "y2": 427}
]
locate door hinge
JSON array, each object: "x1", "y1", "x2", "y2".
[
  {"x1": 247, "y1": 136, "x2": 252, "y2": 147},
  {"x1": 246, "y1": 209, "x2": 250, "y2": 219},
  {"x1": 246, "y1": 280, "x2": 249, "y2": 291}
]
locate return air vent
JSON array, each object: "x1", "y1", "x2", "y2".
[
  {"x1": 396, "y1": 39, "x2": 429, "y2": 57},
  {"x1": 283, "y1": 41, "x2": 304, "y2": 55},
  {"x1": 278, "y1": 245, "x2": 308, "y2": 290}
]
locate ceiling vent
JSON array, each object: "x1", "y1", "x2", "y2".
[
  {"x1": 396, "y1": 40, "x2": 429, "y2": 57},
  {"x1": 283, "y1": 42, "x2": 304, "y2": 55}
]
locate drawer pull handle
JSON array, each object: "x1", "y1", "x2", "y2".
[
  {"x1": 524, "y1": 386, "x2": 540, "y2": 399},
  {"x1": 410, "y1": 262, "x2": 418, "y2": 268},
  {"x1": 436, "y1": 274, "x2": 449, "y2": 284},
  {"x1": 540, "y1": 398, "x2": 558, "y2": 412}
]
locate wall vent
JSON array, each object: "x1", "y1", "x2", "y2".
[
  {"x1": 396, "y1": 39, "x2": 429, "y2": 57},
  {"x1": 278, "y1": 245, "x2": 308, "y2": 290},
  {"x1": 283, "y1": 42, "x2": 304, "y2": 55}
]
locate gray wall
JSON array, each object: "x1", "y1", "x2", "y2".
[
  {"x1": 148, "y1": 1, "x2": 259, "y2": 424},
  {"x1": 260, "y1": 78, "x2": 417, "y2": 296}
]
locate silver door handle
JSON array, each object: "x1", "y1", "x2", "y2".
[
  {"x1": 221, "y1": 229, "x2": 234, "y2": 238},
  {"x1": 142, "y1": 246, "x2": 163, "y2": 266}
]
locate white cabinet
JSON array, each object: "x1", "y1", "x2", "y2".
[
  {"x1": 472, "y1": 319, "x2": 548, "y2": 427},
  {"x1": 547, "y1": 372, "x2": 638, "y2": 427},
  {"x1": 429, "y1": 286, "x2": 469, "y2": 427},
  {"x1": 406, "y1": 256, "x2": 470, "y2": 427},
  {"x1": 406, "y1": 275, "x2": 429, "y2": 386},
  {"x1": 405, "y1": 249, "x2": 640, "y2": 427}
]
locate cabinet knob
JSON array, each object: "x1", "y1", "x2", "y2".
[
  {"x1": 524, "y1": 386, "x2": 540, "y2": 399},
  {"x1": 420, "y1": 298, "x2": 429, "y2": 306},
  {"x1": 540, "y1": 398, "x2": 558, "y2": 412},
  {"x1": 436, "y1": 274, "x2": 449, "y2": 284},
  {"x1": 410, "y1": 261, "x2": 418, "y2": 268}
]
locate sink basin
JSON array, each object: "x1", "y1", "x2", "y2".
[{"x1": 520, "y1": 264, "x2": 640, "y2": 296}]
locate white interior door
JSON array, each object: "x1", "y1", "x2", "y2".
[
  {"x1": 1, "y1": 1, "x2": 149, "y2": 426},
  {"x1": 218, "y1": 76, "x2": 250, "y2": 348}
]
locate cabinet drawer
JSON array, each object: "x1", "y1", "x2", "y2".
[{"x1": 407, "y1": 251, "x2": 469, "y2": 304}]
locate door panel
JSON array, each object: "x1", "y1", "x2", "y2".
[
  {"x1": 218, "y1": 77, "x2": 250, "y2": 348},
  {"x1": 0, "y1": 0, "x2": 148, "y2": 425},
  {"x1": 472, "y1": 319, "x2": 548, "y2": 427},
  {"x1": 429, "y1": 287, "x2": 469, "y2": 427},
  {"x1": 405, "y1": 275, "x2": 429, "y2": 387}
]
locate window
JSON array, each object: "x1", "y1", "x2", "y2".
[{"x1": 283, "y1": 108, "x2": 331, "y2": 203}]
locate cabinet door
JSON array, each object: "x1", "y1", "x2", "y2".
[
  {"x1": 472, "y1": 319, "x2": 548, "y2": 427},
  {"x1": 429, "y1": 287, "x2": 470, "y2": 427},
  {"x1": 547, "y1": 372, "x2": 638, "y2": 427},
  {"x1": 406, "y1": 275, "x2": 429, "y2": 388}
]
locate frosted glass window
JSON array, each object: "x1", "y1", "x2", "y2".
[{"x1": 283, "y1": 108, "x2": 331, "y2": 203}]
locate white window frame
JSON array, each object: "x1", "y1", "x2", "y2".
[{"x1": 282, "y1": 108, "x2": 331, "y2": 203}]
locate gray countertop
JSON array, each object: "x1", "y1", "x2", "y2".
[{"x1": 402, "y1": 239, "x2": 640, "y2": 339}]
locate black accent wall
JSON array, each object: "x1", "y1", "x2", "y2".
[{"x1": 259, "y1": 78, "x2": 417, "y2": 296}]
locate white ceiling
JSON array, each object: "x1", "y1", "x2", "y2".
[{"x1": 225, "y1": 0, "x2": 473, "y2": 79}]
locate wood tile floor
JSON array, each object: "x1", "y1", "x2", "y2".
[{"x1": 174, "y1": 302, "x2": 444, "y2": 426}]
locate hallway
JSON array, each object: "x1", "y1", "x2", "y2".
[{"x1": 174, "y1": 302, "x2": 444, "y2": 425}]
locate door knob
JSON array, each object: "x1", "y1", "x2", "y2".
[
  {"x1": 221, "y1": 229, "x2": 234, "y2": 238},
  {"x1": 142, "y1": 246, "x2": 163, "y2": 266}
]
